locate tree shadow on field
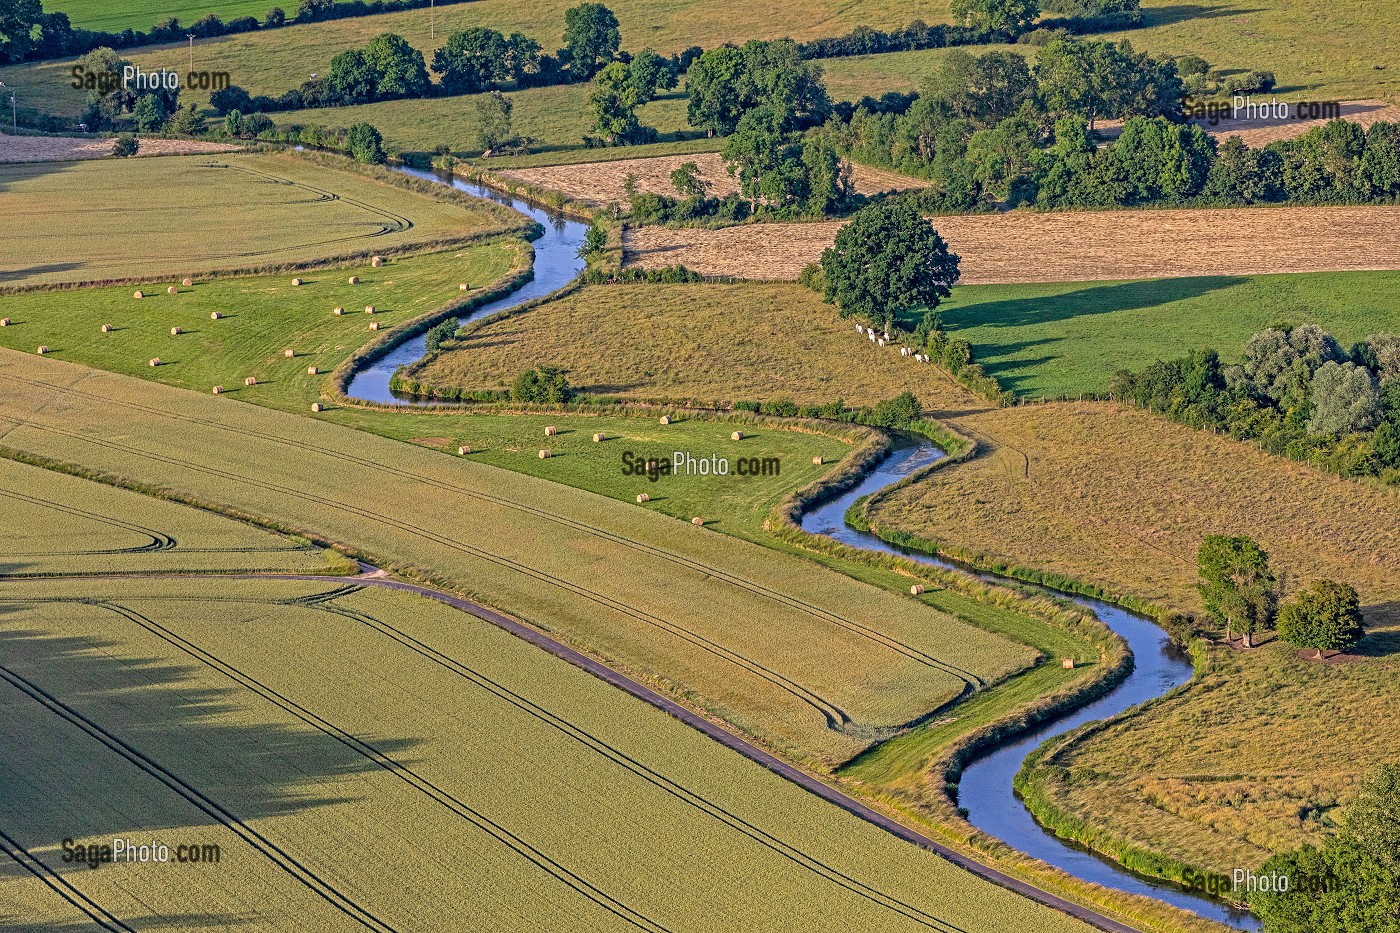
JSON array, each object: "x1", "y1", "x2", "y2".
[
  {"x1": 0, "y1": 264, "x2": 83, "y2": 283},
  {"x1": 0, "y1": 606, "x2": 419, "y2": 887},
  {"x1": 1355, "y1": 602, "x2": 1400, "y2": 657},
  {"x1": 943, "y1": 276, "x2": 1249, "y2": 332},
  {"x1": 1144, "y1": 5, "x2": 1268, "y2": 28}
]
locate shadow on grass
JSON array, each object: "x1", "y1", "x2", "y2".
[
  {"x1": 944, "y1": 276, "x2": 1249, "y2": 331},
  {"x1": 1145, "y1": 5, "x2": 1268, "y2": 28},
  {"x1": 1355, "y1": 604, "x2": 1400, "y2": 657}
]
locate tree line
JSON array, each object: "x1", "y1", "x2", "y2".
[{"x1": 1110, "y1": 326, "x2": 1400, "y2": 482}]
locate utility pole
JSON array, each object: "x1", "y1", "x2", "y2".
[
  {"x1": 187, "y1": 34, "x2": 195, "y2": 74},
  {"x1": 430, "y1": 0, "x2": 435, "y2": 41}
]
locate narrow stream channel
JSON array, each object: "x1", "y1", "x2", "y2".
[{"x1": 349, "y1": 169, "x2": 1260, "y2": 929}]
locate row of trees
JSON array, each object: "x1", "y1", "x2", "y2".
[
  {"x1": 1111, "y1": 326, "x2": 1400, "y2": 481},
  {"x1": 1197, "y1": 535, "x2": 1366, "y2": 655}
]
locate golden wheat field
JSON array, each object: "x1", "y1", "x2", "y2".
[{"x1": 622, "y1": 205, "x2": 1400, "y2": 283}]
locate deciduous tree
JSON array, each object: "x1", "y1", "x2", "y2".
[
  {"x1": 1197, "y1": 535, "x2": 1278, "y2": 647},
  {"x1": 820, "y1": 201, "x2": 961, "y2": 327},
  {"x1": 1277, "y1": 579, "x2": 1365, "y2": 658}
]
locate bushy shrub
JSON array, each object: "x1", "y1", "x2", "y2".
[
  {"x1": 512, "y1": 366, "x2": 574, "y2": 403},
  {"x1": 111, "y1": 136, "x2": 138, "y2": 157}
]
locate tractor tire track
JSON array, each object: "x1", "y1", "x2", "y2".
[{"x1": 0, "y1": 826, "x2": 135, "y2": 932}]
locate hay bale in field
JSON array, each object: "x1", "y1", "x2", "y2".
[
  {"x1": 211, "y1": 385, "x2": 224, "y2": 395},
  {"x1": 244, "y1": 377, "x2": 257, "y2": 386},
  {"x1": 348, "y1": 276, "x2": 359, "y2": 285},
  {"x1": 458, "y1": 445, "x2": 471, "y2": 455},
  {"x1": 170, "y1": 326, "x2": 182, "y2": 336},
  {"x1": 291, "y1": 277, "x2": 302, "y2": 286},
  {"x1": 368, "y1": 321, "x2": 380, "y2": 331},
  {"x1": 133, "y1": 290, "x2": 144, "y2": 299},
  {"x1": 310, "y1": 402, "x2": 324, "y2": 412},
  {"x1": 659, "y1": 415, "x2": 670, "y2": 425},
  {"x1": 35, "y1": 345, "x2": 49, "y2": 354},
  {"x1": 592, "y1": 433, "x2": 604, "y2": 442},
  {"x1": 333, "y1": 306, "x2": 344, "y2": 315},
  {"x1": 691, "y1": 517, "x2": 704, "y2": 526},
  {"x1": 371, "y1": 256, "x2": 384, "y2": 268},
  {"x1": 307, "y1": 365, "x2": 319, "y2": 375},
  {"x1": 149, "y1": 358, "x2": 161, "y2": 367},
  {"x1": 813, "y1": 455, "x2": 824, "y2": 466},
  {"x1": 182, "y1": 278, "x2": 193, "y2": 287},
  {"x1": 544, "y1": 425, "x2": 557, "y2": 436},
  {"x1": 538, "y1": 449, "x2": 551, "y2": 459},
  {"x1": 458, "y1": 282, "x2": 469, "y2": 291},
  {"x1": 731, "y1": 431, "x2": 743, "y2": 440},
  {"x1": 1062, "y1": 658, "x2": 1076, "y2": 669},
  {"x1": 210, "y1": 311, "x2": 222, "y2": 320},
  {"x1": 100, "y1": 323, "x2": 112, "y2": 333},
  {"x1": 167, "y1": 286, "x2": 177, "y2": 295},
  {"x1": 910, "y1": 584, "x2": 925, "y2": 595},
  {"x1": 364, "y1": 305, "x2": 375, "y2": 314},
  {"x1": 636, "y1": 493, "x2": 649, "y2": 503},
  {"x1": 284, "y1": 349, "x2": 295, "y2": 358},
  {"x1": 0, "y1": 318, "x2": 9, "y2": 327}
]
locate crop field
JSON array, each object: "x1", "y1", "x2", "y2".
[
  {"x1": 0, "y1": 352, "x2": 1040, "y2": 765},
  {"x1": 936, "y1": 270, "x2": 1400, "y2": 398},
  {"x1": 0, "y1": 576, "x2": 1092, "y2": 933},
  {"x1": 47, "y1": 0, "x2": 279, "y2": 32},
  {"x1": 622, "y1": 204, "x2": 1400, "y2": 283},
  {"x1": 0, "y1": 242, "x2": 522, "y2": 408},
  {"x1": 866, "y1": 401, "x2": 1400, "y2": 629},
  {"x1": 499, "y1": 151, "x2": 924, "y2": 205},
  {"x1": 409, "y1": 282, "x2": 986, "y2": 412},
  {"x1": 0, "y1": 135, "x2": 240, "y2": 163},
  {"x1": 0, "y1": 457, "x2": 347, "y2": 577},
  {"x1": 0, "y1": 153, "x2": 521, "y2": 287}
]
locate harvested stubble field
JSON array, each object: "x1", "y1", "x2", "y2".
[
  {"x1": 622, "y1": 204, "x2": 1400, "y2": 283},
  {"x1": 408, "y1": 282, "x2": 987, "y2": 411},
  {"x1": 0, "y1": 134, "x2": 240, "y2": 163},
  {"x1": 0, "y1": 576, "x2": 1091, "y2": 932},
  {"x1": 499, "y1": 152, "x2": 924, "y2": 206},
  {"x1": 936, "y1": 270, "x2": 1400, "y2": 398},
  {"x1": 0, "y1": 152, "x2": 516, "y2": 287},
  {"x1": 0, "y1": 242, "x2": 521, "y2": 410},
  {"x1": 0, "y1": 352, "x2": 1037, "y2": 765},
  {"x1": 0, "y1": 457, "x2": 347, "y2": 577},
  {"x1": 868, "y1": 401, "x2": 1400, "y2": 630}
]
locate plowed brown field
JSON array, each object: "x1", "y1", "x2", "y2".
[{"x1": 623, "y1": 205, "x2": 1400, "y2": 283}]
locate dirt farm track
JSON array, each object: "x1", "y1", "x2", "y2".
[{"x1": 623, "y1": 205, "x2": 1400, "y2": 283}]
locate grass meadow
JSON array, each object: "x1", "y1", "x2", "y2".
[
  {"x1": 410, "y1": 282, "x2": 988, "y2": 412},
  {"x1": 0, "y1": 153, "x2": 518, "y2": 287},
  {"x1": 46, "y1": 0, "x2": 275, "y2": 31},
  {"x1": 0, "y1": 352, "x2": 1039, "y2": 765},
  {"x1": 935, "y1": 271, "x2": 1400, "y2": 399},
  {"x1": 0, "y1": 576, "x2": 1091, "y2": 933}
]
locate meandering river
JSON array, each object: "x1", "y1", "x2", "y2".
[{"x1": 352, "y1": 169, "x2": 1260, "y2": 929}]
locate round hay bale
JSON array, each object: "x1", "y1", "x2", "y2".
[
  {"x1": 100, "y1": 323, "x2": 112, "y2": 333},
  {"x1": 244, "y1": 377, "x2": 257, "y2": 387},
  {"x1": 170, "y1": 326, "x2": 182, "y2": 336},
  {"x1": 310, "y1": 402, "x2": 324, "y2": 413},
  {"x1": 0, "y1": 318, "x2": 9, "y2": 327},
  {"x1": 368, "y1": 321, "x2": 380, "y2": 331},
  {"x1": 1061, "y1": 658, "x2": 1076, "y2": 669},
  {"x1": 149, "y1": 358, "x2": 161, "y2": 367},
  {"x1": 284, "y1": 349, "x2": 295, "y2": 358},
  {"x1": 210, "y1": 311, "x2": 222, "y2": 320},
  {"x1": 182, "y1": 278, "x2": 193, "y2": 287},
  {"x1": 691, "y1": 517, "x2": 705, "y2": 527},
  {"x1": 133, "y1": 290, "x2": 144, "y2": 299},
  {"x1": 457, "y1": 445, "x2": 472, "y2": 456},
  {"x1": 291, "y1": 277, "x2": 302, "y2": 286},
  {"x1": 910, "y1": 584, "x2": 925, "y2": 596},
  {"x1": 731, "y1": 431, "x2": 743, "y2": 441},
  {"x1": 348, "y1": 276, "x2": 359, "y2": 285},
  {"x1": 544, "y1": 425, "x2": 557, "y2": 437},
  {"x1": 659, "y1": 415, "x2": 670, "y2": 425},
  {"x1": 364, "y1": 305, "x2": 375, "y2": 314},
  {"x1": 307, "y1": 365, "x2": 319, "y2": 375},
  {"x1": 167, "y1": 286, "x2": 178, "y2": 295},
  {"x1": 813, "y1": 455, "x2": 824, "y2": 466},
  {"x1": 371, "y1": 256, "x2": 384, "y2": 268},
  {"x1": 538, "y1": 449, "x2": 551, "y2": 459},
  {"x1": 333, "y1": 306, "x2": 344, "y2": 315},
  {"x1": 211, "y1": 385, "x2": 224, "y2": 395},
  {"x1": 35, "y1": 345, "x2": 49, "y2": 355},
  {"x1": 458, "y1": 283, "x2": 469, "y2": 291},
  {"x1": 592, "y1": 433, "x2": 604, "y2": 443},
  {"x1": 636, "y1": 493, "x2": 650, "y2": 503}
]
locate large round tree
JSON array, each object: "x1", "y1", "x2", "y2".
[
  {"x1": 819, "y1": 201, "x2": 960, "y2": 326},
  {"x1": 1277, "y1": 579, "x2": 1365, "y2": 659}
]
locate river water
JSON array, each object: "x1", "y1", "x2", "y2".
[{"x1": 348, "y1": 169, "x2": 1260, "y2": 928}]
